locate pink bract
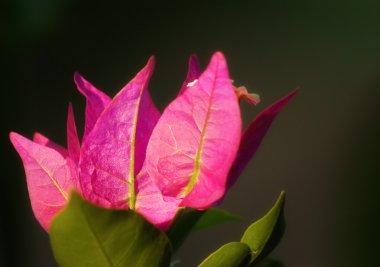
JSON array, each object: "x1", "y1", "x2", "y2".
[
  {"x1": 10, "y1": 132, "x2": 75, "y2": 231},
  {"x1": 79, "y1": 56, "x2": 160, "y2": 210},
  {"x1": 146, "y1": 52, "x2": 242, "y2": 209},
  {"x1": 10, "y1": 52, "x2": 297, "y2": 231},
  {"x1": 67, "y1": 103, "x2": 81, "y2": 165},
  {"x1": 74, "y1": 72, "x2": 111, "y2": 141}
]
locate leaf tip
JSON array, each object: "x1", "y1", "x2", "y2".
[
  {"x1": 9, "y1": 131, "x2": 17, "y2": 142},
  {"x1": 73, "y1": 71, "x2": 83, "y2": 84},
  {"x1": 9, "y1": 131, "x2": 26, "y2": 148},
  {"x1": 210, "y1": 51, "x2": 227, "y2": 66},
  {"x1": 147, "y1": 55, "x2": 155, "y2": 67},
  {"x1": 273, "y1": 191, "x2": 286, "y2": 213},
  {"x1": 189, "y1": 53, "x2": 199, "y2": 62},
  {"x1": 73, "y1": 71, "x2": 90, "y2": 93}
]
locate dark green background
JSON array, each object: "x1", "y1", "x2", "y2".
[{"x1": 1, "y1": 1, "x2": 380, "y2": 266}]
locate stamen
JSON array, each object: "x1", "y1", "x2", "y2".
[{"x1": 234, "y1": 86, "x2": 260, "y2": 105}]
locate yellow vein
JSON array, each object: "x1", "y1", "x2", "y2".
[
  {"x1": 185, "y1": 63, "x2": 219, "y2": 195},
  {"x1": 28, "y1": 153, "x2": 69, "y2": 200},
  {"x1": 129, "y1": 75, "x2": 150, "y2": 210}
]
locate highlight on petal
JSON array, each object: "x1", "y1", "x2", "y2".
[
  {"x1": 227, "y1": 88, "x2": 299, "y2": 188},
  {"x1": 67, "y1": 103, "x2": 81, "y2": 164},
  {"x1": 135, "y1": 169, "x2": 180, "y2": 230},
  {"x1": 146, "y1": 52, "x2": 242, "y2": 209},
  {"x1": 74, "y1": 72, "x2": 111, "y2": 140},
  {"x1": 79, "y1": 57, "x2": 160, "y2": 210},
  {"x1": 179, "y1": 54, "x2": 201, "y2": 95},
  {"x1": 10, "y1": 132, "x2": 74, "y2": 231},
  {"x1": 33, "y1": 132, "x2": 68, "y2": 158}
]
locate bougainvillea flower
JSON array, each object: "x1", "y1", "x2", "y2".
[{"x1": 10, "y1": 51, "x2": 297, "y2": 232}]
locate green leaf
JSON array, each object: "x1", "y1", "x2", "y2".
[
  {"x1": 241, "y1": 191, "x2": 286, "y2": 264},
  {"x1": 196, "y1": 193, "x2": 286, "y2": 267},
  {"x1": 169, "y1": 259, "x2": 181, "y2": 267},
  {"x1": 250, "y1": 258, "x2": 284, "y2": 267},
  {"x1": 167, "y1": 208, "x2": 240, "y2": 252},
  {"x1": 198, "y1": 242, "x2": 251, "y2": 267},
  {"x1": 193, "y1": 208, "x2": 242, "y2": 231},
  {"x1": 50, "y1": 192, "x2": 172, "y2": 267}
]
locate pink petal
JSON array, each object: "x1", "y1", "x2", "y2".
[
  {"x1": 146, "y1": 52, "x2": 242, "y2": 209},
  {"x1": 178, "y1": 54, "x2": 201, "y2": 95},
  {"x1": 33, "y1": 132, "x2": 68, "y2": 158},
  {"x1": 135, "y1": 168, "x2": 180, "y2": 230},
  {"x1": 79, "y1": 57, "x2": 160, "y2": 209},
  {"x1": 227, "y1": 88, "x2": 299, "y2": 188},
  {"x1": 10, "y1": 132, "x2": 74, "y2": 231},
  {"x1": 67, "y1": 103, "x2": 81, "y2": 165},
  {"x1": 74, "y1": 72, "x2": 111, "y2": 141}
]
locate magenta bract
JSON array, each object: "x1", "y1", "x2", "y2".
[
  {"x1": 74, "y1": 72, "x2": 111, "y2": 142},
  {"x1": 67, "y1": 103, "x2": 81, "y2": 165},
  {"x1": 10, "y1": 52, "x2": 297, "y2": 231},
  {"x1": 79, "y1": 56, "x2": 160, "y2": 210},
  {"x1": 10, "y1": 132, "x2": 75, "y2": 231},
  {"x1": 146, "y1": 52, "x2": 242, "y2": 209}
]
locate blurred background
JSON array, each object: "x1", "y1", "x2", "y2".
[{"x1": 1, "y1": 0, "x2": 380, "y2": 266}]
